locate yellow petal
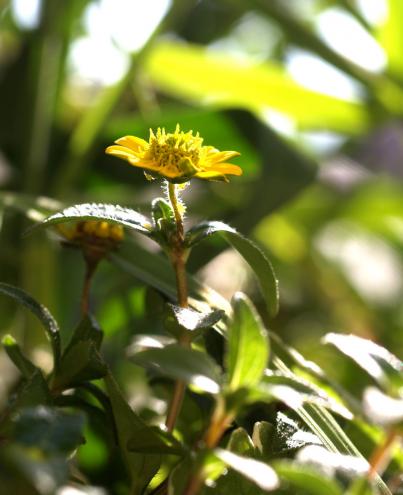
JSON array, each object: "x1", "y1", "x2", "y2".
[
  {"x1": 206, "y1": 150, "x2": 240, "y2": 163},
  {"x1": 205, "y1": 163, "x2": 243, "y2": 176},
  {"x1": 115, "y1": 135, "x2": 148, "y2": 153},
  {"x1": 105, "y1": 145, "x2": 137, "y2": 161}
]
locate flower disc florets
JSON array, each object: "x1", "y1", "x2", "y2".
[{"x1": 106, "y1": 124, "x2": 242, "y2": 183}]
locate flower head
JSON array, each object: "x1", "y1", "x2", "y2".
[
  {"x1": 56, "y1": 220, "x2": 124, "y2": 261},
  {"x1": 105, "y1": 124, "x2": 242, "y2": 183}
]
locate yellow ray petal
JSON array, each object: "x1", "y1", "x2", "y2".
[
  {"x1": 206, "y1": 163, "x2": 243, "y2": 175},
  {"x1": 115, "y1": 135, "x2": 148, "y2": 153},
  {"x1": 105, "y1": 145, "x2": 137, "y2": 160},
  {"x1": 205, "y1": 150, "x2": 241, "y2": 163}
]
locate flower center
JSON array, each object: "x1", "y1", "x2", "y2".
[{"x1": 148, "y1": 127, "x2": 203, "y2": 177}]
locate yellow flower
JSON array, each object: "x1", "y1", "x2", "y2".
[{"x1": 105, "y1": 124, "x2": 242, "y2": 183}]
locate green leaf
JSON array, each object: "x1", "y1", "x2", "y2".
[
  {"x1": 378, "y1": 0, "x2": 403, "y2": 79},
  {"x1": 185, "y1": 221, "x2": 279, "y2": 317},
  {"x1": 272, "y1": 356, "x2": 392, "y2": 495},
  {"x1": 226, "y1": 293, "x2": 269, "y2": 391},
  {"x1": 164, "y1": 303, "x2": 224, "y2": 339},
  {"x1": 127, "y1": 334, "x2": 176, "y2": 354},
  {"x1": 252, "y1": 421, "x2": 276, "y2": 458},
  {"x1": 129, "y1": 344, "x2": 222, "y2": 394},
  {"x1": 28, "y1": 203, "x2": 153, "y2": 236},
  {"x1": 51, "y1": 340, "x2": 107, "y2": 391},
  {"x1": 272, "y1": 460, "x2": 343, "y2": 495},
  {"x1": 168, "y1": 455, "x2": 194, "y2": 495},
  {"x1": 144, "y1": 41, "x2": 369, "y2": 134},
  {"x1": 214, "y1": 448, "x2": 279, "y2": 492},
  {"x1": 363, "y1": 387, "x2": 403, "y2": 426},
  {"x1": 295, "y1": 445, "x2": 369, "y2": 478},
  {"x1": 12, "y1": 406, "x2": 85, "y2": 454},
  {"x1": 65, "y1": 315, "x2": 103, "y2": 352},
  {"x1": 51, "y1": 316, "x2": 106, "y2": 390},
  {"x1": 323, "y1": 333, "x2": 403, "y2": 395},
  {"x1": 346, "y1": 478, "x2": 375, "y2": 495},
  {"x1": 2, "y1": 335, "x2": 38, "y2": 379},
  {"x1": 104, "y1": 373, "x2": 160, "y2": 495},
  {"x1": 227, "y1": 427, "x2": 255, "y2": 455},
  {"x1": 127, "y1": 426, "x2": 185, "y2": 455},
  {"x1": 255, "y1": 371, "x2": 353, "y2": 419},
  {"x1": 0, "y1": 283, "x2": 61, "y2": 371}
]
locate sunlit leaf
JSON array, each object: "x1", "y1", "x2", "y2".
[
  {"x1": 28, "y1": 203, "x2": 153, "y2": 236},
  {"x1": 323, "y1": 333, "x2": 403, "y2": 395},
  {"x1": 272, "y1": 460, "x2": 343, "y2": 495},
  {"x1": 378, "y1": 0, "x2": 403, "y2": 79},
  {"x1": 186, "y1": 221, "x2": 279, "y2": 317},
  {"x1": 255, "y1": 371, "x2": 353, "y2": 419},
  {"x1": 129, "y1": 344, "x2": 222, "y2": 394},
  {"x1": 127, "y1": 334, "x2": 176, "y2": 354},
  {"x1": 164, "y1": 303, "x2": 224, "y2": 339},
  {"x1": 363, "y1": 386, "x2": 403, "y2": 425},
  {"x1": 214, "y1": 448, "x2": 279, "y2": 491},
  {"x1": 145, "y1": 41, "x2": 369, "y2": 134},
  {"x1": 226, "y1": 293, "x2": 269, "y2": 391},
  {"x1": 296, "y1": 445, "x2": 369, "y2": 478},
  {"x1": 272, "y1": 356, "x2": 392, "y2": 495}
]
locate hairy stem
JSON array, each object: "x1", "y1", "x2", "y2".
[
  {"x1": 168, "y1": 182, "x2": 185, "y2": 242},
  {"x1": 165, "y1": 181, "x2": 189, "y2": 432}
]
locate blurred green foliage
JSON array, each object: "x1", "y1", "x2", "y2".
[{"x1": 0, "y1": 0, "x2": 403, "y2": 494}]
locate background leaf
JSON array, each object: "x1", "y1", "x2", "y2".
[{"x1": 0, "y1": 283, "x2": 61, "y2": 370}]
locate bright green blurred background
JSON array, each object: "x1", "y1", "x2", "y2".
[{"x1": 1, "y1": 0, "x2": 403, "y2": 443}]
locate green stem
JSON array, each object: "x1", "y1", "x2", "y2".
[
  {"x1": 168, "y1": 183, "x2": 184, "y2": 241},
  {"x1": 168, "y1": 182, "x2": 188, "y2": 308},
  {"x1": 165, "y1": 182, "x2": 189, "y2": 432}
]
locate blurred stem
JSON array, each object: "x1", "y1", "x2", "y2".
[
  {"x1": 368, "y1": 428, "x2": 399, "y2": 480},
  {"x1": 23, "y1": 0, "x2": 64, "y2": 194},
  {"x1": 165, "y1": 182, "x2": 190, "y2": 433},
  {"x1": 80, "y1": 257, "x2": 99, "y2": 316}
]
